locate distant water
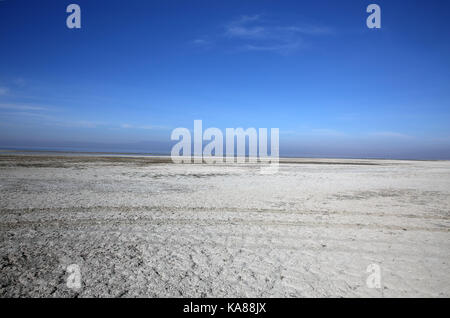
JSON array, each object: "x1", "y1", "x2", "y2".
[
  {"x1": 0, "y1": 146, "x2": 446, "y2": 161},
  {"x1": 0, "y1": 146, "x2": 170, "y2": 157}
]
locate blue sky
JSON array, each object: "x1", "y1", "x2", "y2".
[{"x1": 1, "y1": 0, "x2": 449, "y2": 158}]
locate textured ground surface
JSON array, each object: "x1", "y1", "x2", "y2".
[{"x1": 0, "y1": 154, "x2": 449, "y2": 297}]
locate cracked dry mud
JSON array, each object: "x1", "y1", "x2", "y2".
[{"x1": 0, "y1": 154, "x2": 449, "y2": 297}]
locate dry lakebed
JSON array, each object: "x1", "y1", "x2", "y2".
[{"x1": 0, "y1": 153, "x2": 449, "y2": 297}]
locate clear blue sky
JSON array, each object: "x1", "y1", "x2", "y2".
[{"x1": 1, "y1": 0, "x2": 449, "y2": 158}]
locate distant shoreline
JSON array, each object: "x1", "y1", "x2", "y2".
[
  {"x1": 0, "y1": 148, "x2": 446, "y2": 162},
  {"x1": 0, "y1": 148, "x2": 168, "y2": 157}
]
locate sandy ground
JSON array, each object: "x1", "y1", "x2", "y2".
[{"x1": 0, "y1": 154, "x2": 449, "y2": 297}]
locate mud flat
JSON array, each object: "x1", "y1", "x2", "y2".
[{"x1": 0, "y1": 154, "x2": 449, "y2": 297}]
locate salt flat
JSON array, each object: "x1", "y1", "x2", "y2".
[{"x1": 0, "y1": 154, "x2": 449, "y2": 297}]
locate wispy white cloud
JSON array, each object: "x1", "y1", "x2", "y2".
[
  {"x1": 0, "y1": 103, "x2": 49, "y2": 111},
  {"x1": 121, "y1": 123, "x2": 169, "y2": 130},
  {"x1": 280, "y1": 128, "x2": 347, "y2": 137},
  {"x1": 279, "y1": 25, "x2": 334, "y2": 36},
  {"x1": 243, "y1": 41, "x2": 302, "y2": 54},
  {"x1": 0, "y1": 101, "x2": 55, "y2": 122},
  {"x1": 225, "y1": 15, "x2": 267, "y2": 39},
  {"x1": 225, "y1": 16, "x2": 333, "y2": 40},
  {"x1": 65, "y1": 120, "x2": 105, "y2": 128},
  {"x1": 0, "y1": 102, "x2": 104, "y2": 129},
  {"x1": 0, "y1": 103, "x2": 166, "y2": 131},
  {"x1": 1, "y1": 112, "x2": 106, "y2": 129},
  {"x1": 191, "y1": 38, "x2": 210, "y2": 46},
  {"x1": 221, "y1": 14, "x2": 333, "y2": 54},
  {"x1": 0, "y1": 111, "x2": 55, "y2": 120},
  {"x1": 369, "y1": 131, "x2": 412, "y2": 138}
]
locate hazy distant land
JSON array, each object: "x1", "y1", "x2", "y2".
[{"x1": 0, "y1": 153, "x2": 449, "y2": 297}]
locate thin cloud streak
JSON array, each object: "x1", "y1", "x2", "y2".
[
  {"x1": 225, "y1": 15, "x2": 333, "y2": 54},
  {"x1": 0, "y1": 103, "x2": 49, "y2": 111},
  {"x1": 369, "y1": 131, "x2": 412, "y2": 138},
  {"x1": 120, "y1": 123, "x2": 169, "y2": 130},
  {"x1": 225, "y1": 15, "x2": 266, "y2": 39},
  {"x1": 242, "y1": 41, "x2": 303, "y2": 54},
  {"x1": 192, "y1": 14, "x2": 334, "y2": 54}
]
